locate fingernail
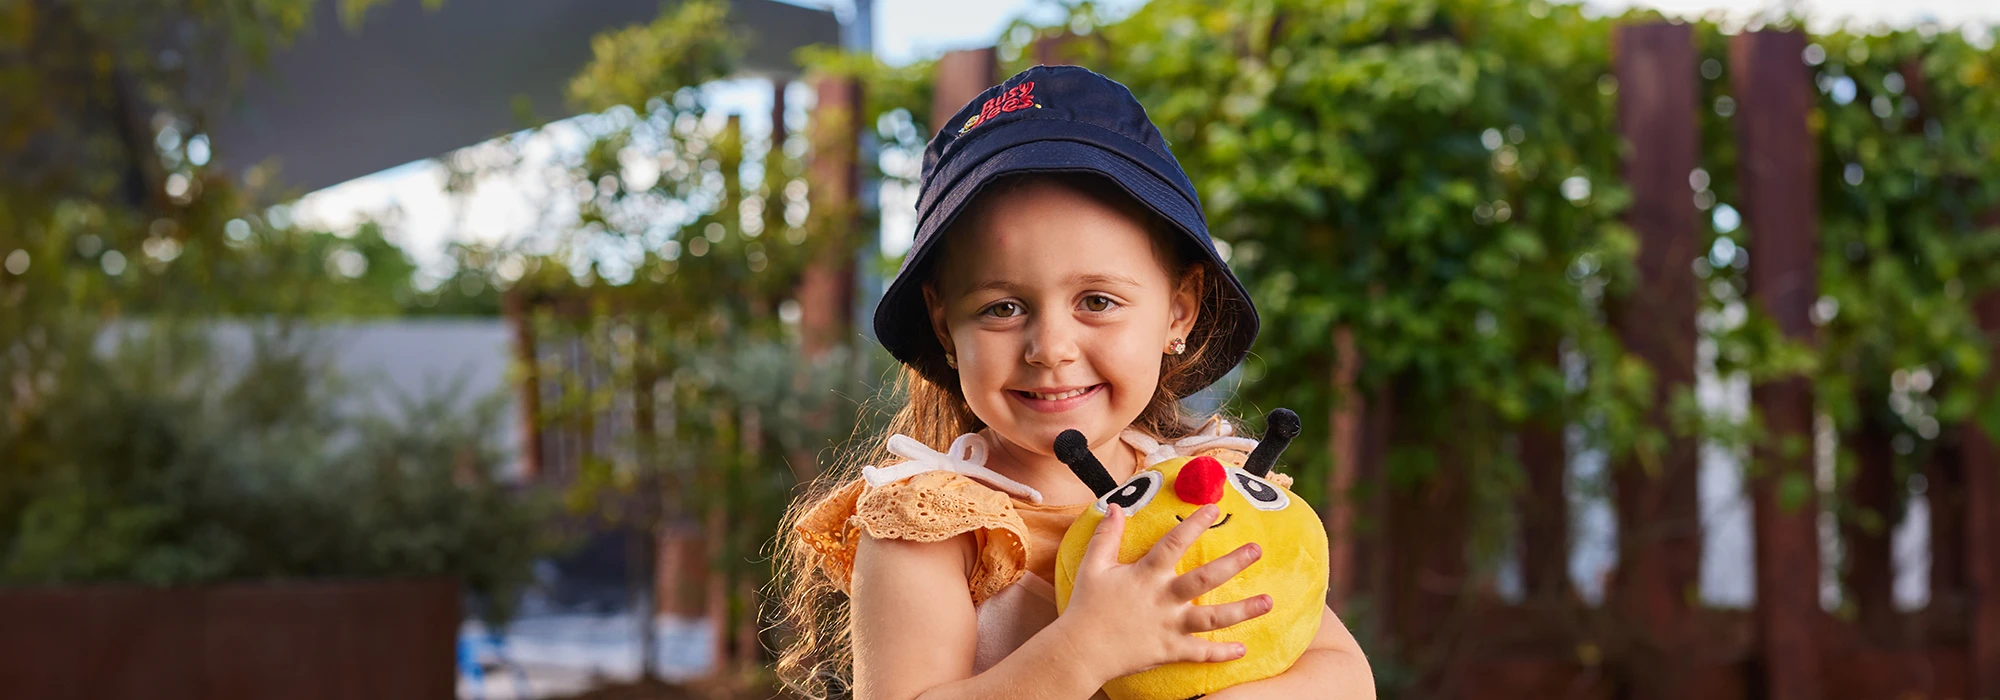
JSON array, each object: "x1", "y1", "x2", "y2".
[
  {"x1": 1260, "y1": 595, "x2": 1273, "y2": 612},
  {"x1": 1246, "y1": 543, "x2": 1262, "y2": 559},
  {"x1": 1233, "y1": 643, "x2": 1247, "y2": 657},
  {"x1": 1108, "y1": 504, "x2": 1122, "y2": 517},
  {"x1": 1201, "y1": 504, "x2": 1219, "y2": 519}
]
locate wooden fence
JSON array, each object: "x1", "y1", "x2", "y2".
[
  {"x1": 0, "y1": 578, "x2": 460, "y2": 700},
  {"x1": 499, "y1": 19, "x2": 2000, "y2": 698},
  {"x1": 926, "y1": 23, "x2": 2000, "y2": 700}
]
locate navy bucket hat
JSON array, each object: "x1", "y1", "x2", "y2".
[{"x1": 872, "y1": 65, "x2": 1258, "y2": 391}]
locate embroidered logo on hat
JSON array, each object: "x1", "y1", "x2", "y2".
[{"x1": 958, "y1": 81, "x2": 1041, "y2": 134}]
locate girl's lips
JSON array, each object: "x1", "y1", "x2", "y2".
[{"x1": 1008, "y1": 383, "x2": 1107, "y2": 413}]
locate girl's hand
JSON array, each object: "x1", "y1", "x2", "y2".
[{"x1": 1056, "y1": 502, "x2": 1272, "y2": 682}]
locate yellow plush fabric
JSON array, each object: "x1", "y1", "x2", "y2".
[{"x1": 1054, "y1": 456, "x2": 1328, "y2": 700}]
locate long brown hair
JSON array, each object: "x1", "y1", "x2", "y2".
[{"x1": 770, "y1": 173, "x2": 1239, "y2": 697}]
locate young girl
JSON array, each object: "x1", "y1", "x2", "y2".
[{"x1": 777, "y1": 66, "x2": 1374, "y2": 700}]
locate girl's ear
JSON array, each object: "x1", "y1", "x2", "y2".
[
  {"x1": 923, "y1": 283, "x2": 955, "y2": 358},
  {"x1": 1168, "y1": 264, "x2": 1205, "y2": 342}
]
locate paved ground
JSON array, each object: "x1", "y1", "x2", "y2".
[{"x1": 458, "y1": 613, "x2": 716, "y2": 700}]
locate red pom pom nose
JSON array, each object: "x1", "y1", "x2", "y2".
[{"x1": 1174, "y1": 456, "x2": 1227, "y2": 505}]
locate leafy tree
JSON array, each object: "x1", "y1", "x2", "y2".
[{"x1": 1, "y1": 0, "x2": 552, "y2": 623}]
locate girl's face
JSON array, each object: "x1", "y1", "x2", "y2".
[{"x1": 925, "y1": 178, "x2": 1200, "y2": 459}]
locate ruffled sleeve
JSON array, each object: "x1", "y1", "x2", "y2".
[{"x1": 794, "y1": 469, "x2": 1030, "y2": 604}]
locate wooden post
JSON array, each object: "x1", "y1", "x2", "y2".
[
  {"x1": 1377, "y1": 378, "x2": 1466, "y2": 693},
  {"x1": 503, "y1": 290, "x2": 545, "y2": 481},
  {"x1": 1733, "y1": 29, "x2": 1823, "y2": 700},
  {"x1": 933, "y1": 48, "x2": 998, "y2": 135},
  {"x1": 1516, "y1": 370, "x2": 1571, "y2": 603},
  {"x1": 1035, "y1": 33, "x2": 1082, "y2": 67},
  {"x1": 1967, "y1": 292, "x2": 2000, "y2": 698},
  {"x1": 1327, "y1": 327, "x2": 1364, "y2": 608},
  {"x1": 772, "y1": 79, "x2": 789, "y2": 149},
  {"x1": 1610, "y1": 23, "x2": 1703, "y2": 699},
  {"x1": 1843, "y1": 408, "x2": 1899, "y2": 639},
  {"x1": 800, "y1": 76, "x2": 863, "y2": 359},
  {"x1": 1931, "y1": 439, "x2": 1969, "y2": 606}
]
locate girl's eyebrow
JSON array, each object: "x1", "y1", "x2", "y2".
[
  {"x1": 1069, "y1": 272, "x2": 1144, "y2": 289},
  {"x1": 962, "y1": 273, "x2": 1143, "y2": 296}
]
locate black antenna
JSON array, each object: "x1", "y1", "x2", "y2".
[
  {"x1": 1242, "y1": 408, "x2": 1301, "y2": 477},
  {"x1": 1055, "y1": 429, "x2": 1118, "y2": 497}
]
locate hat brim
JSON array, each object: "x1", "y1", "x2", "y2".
[{"x1": 873, "y1": 137, "x2": 1258, "y2": 393}]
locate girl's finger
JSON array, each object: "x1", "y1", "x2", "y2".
[
  {"x1": 1138, "y1": 503, "x2": 1218, "y2": 572},
  {"x1": 1182, "y1": 594, "x2": 1273, "y2": 634},
  {"x1": 1167, "y1": 542, "x2": 1261, "y2": 601},
  {"x1": 1175, "y1": 637, "x2": 1249, "y2": 665},
  {"x1": 1081, "y1": 504, "x2": 1127, "y2": 569}
]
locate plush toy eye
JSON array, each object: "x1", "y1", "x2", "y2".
[
  {"x1": 1229, "y1": 470, "x2": 1290, "y2": 511},
  {"x1": 1096, "y1": 472, "x2": 1162, "y2": 514}
]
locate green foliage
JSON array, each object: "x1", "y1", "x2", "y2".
[
  {"x1": 0, "y1": 0, "x2": 551, "y2": 617},
  {"x1": 491, "y1": 0, "x2": 889, "y2": 670},
  {"x1": 0, "y1": 321, "x2": 559, "y2": 622},
  {"x1": 1072, "y1": 0, "x2": 1640, "y2": 518},
  {"x1": 983, "y1": 2, "x2": 2000, "y2": 614},
  {"x1": 568, "y1": 0, "x2": 742, "y2": 114},
  {"x1": 1805, "y1": 28, "x2": 2000, "y2": 433}
]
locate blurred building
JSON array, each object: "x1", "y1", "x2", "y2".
[{"x1": 206, "y1": 0, "x2": 839, "y2": 194}]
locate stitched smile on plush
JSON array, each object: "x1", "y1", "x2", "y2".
[{"x1": 1051, "y1": 409, "x2": 1329, "y2": 700}]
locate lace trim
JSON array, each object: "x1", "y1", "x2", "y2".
[
  {"x1": 794, "y1": 425, "x2": 1296, "y2": 606},
  {"x1": 1118, "y1": 417, "x2": 1261, "y2": 465},
  {"x1": 863, "y1": 433, "x2": 1044, "y2": 504},
  {"x1": 795, "y1": 470, "x2": 1030, "y2": 605},
  {"x1": 1119, "y1": 418, "x2": 1294, "y2": 489}
]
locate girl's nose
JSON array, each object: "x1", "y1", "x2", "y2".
[
  {"x1": 1174, "y1": 456, "x2": 1226, "y2": 505},
  {"x1": 1022, "y1": 317, "x2": 1081, "y2": 368}
]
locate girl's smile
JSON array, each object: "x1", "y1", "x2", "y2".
[
  {"x1": 922, "y1": 175, "x2": 1203, "y2": 499},
  {"x1": 1009, "y1": 383, "x2": 1108, "y2": 412}
]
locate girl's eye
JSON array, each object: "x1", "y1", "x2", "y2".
[
  {"x1": 1081, "y1": 295, "x2": 1117, "y2": 312},
  {"x1": 983, "y1": 302, "x2": 1023, "y2": 318}
]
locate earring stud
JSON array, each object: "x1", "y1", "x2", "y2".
[
  {"x1": 1166, "y1": 338, "x2": 1187, "y2": 355},
  {"x1": 945, "y1": 353, "x2": 958, "y2": 369}
]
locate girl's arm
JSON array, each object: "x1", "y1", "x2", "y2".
[
  {"x1": 1201, "y1": 607, "x2": 1376, "y2": 700},
  {"x1": 850, "y1": 533, "x2": 1106, "y2": 700},
  {"x1": 851, "y1": 503, "x2": 1269, "y2": 700}
]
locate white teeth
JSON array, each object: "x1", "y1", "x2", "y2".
[{"x1": 1027, "y1": 387, "x2": 1092, "y2": 401}]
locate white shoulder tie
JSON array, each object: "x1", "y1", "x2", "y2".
[
  {"x1": 1119, "y1": 417, "x2": 1262, "y2": 466},
  {"x1": 862, "y1": 433, "x2": 1046, "y2": 504}
]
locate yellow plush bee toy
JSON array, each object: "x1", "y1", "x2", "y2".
[{"x1": 1052, "y1": 409, "x2": 1327, "y2": 700}]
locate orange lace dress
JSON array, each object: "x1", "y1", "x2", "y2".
[{"x1": 794, "y1": 419, "x2": 1292, "y2": 686}]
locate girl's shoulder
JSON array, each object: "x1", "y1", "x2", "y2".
[{"x1": 793, "y1": 432, "x2": 1036, "y2": 604}]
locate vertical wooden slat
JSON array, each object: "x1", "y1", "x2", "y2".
[
  {"x1": 1733, "y1": 28, "x2": 1824, "y2": 700},
  {"x1": 504, "y1": 290, "x2": 544, "y2": 482},
  {"x1": 1518, "y1": 342, "x2": 1572, "y2": 603},
  {"x1": 1930, "y1": 440, "x2": 1968, "y2": 605},
  {"x1": 1380, "y1": 378, "x2": 1467, "y2": 694},
  {"x1": 1352, "y1": 379, "x2": 1394, "y2": 607},
  {"x1": 1035, "y1": 33, "x2": 1082, "y2": 67},
  {"x1": 1327, "y1": 326, "x2": 1364, "y2": 608},
  {"x1": 933, "y1": 48, "x2": 998, "y2": 137},
  {"x1": 1844, "y1": 409, "x2": 1899, "y2": 639},
  {"x1": 799, "y1": 76, "x2": 863, "y2": 359},
  {"x1": 772, "y1": 79, "x2": 789, "y2": 148},
  {"x1": 1967, "y1": 292, "x2": 2000, "y2": 697},
  {"x1": 1610, "y1": 22, "x2": 1703, "y2": 699}
]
